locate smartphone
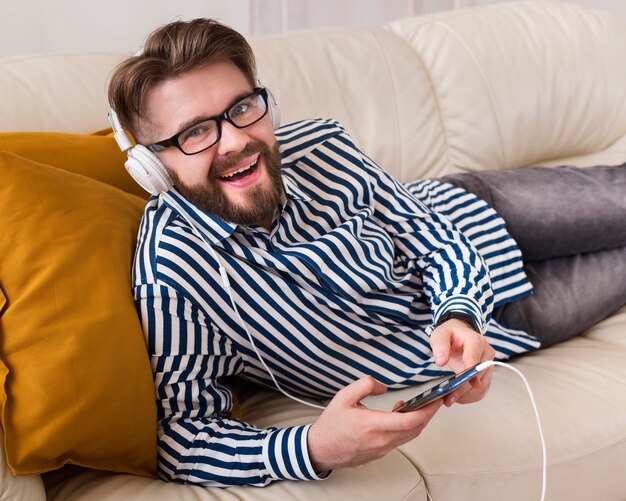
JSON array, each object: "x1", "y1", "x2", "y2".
[{"x1": 394, "y1": 363, "x2": 481, "y2": 413}]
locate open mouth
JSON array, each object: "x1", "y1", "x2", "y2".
[{"x1": 219, "y1": 160, "x2": 259, "y2": 183}]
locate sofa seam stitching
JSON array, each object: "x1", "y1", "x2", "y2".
[
  {"x1": 432, "y1": 19, "x2": 507, "y2": 168},
  {"x1": 367, "y1": 29, "x2": 403, "y2": 179},
  {"x1": 389, "y1": 25, "x2": 455, "y2": 177}
]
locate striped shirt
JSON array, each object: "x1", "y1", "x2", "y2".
[{"x1": 133, "y1": 119, "x2": 539, "y2": 487}]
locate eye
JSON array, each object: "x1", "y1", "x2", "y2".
[
  {"x1": 180, "y1": 121, "x2": 216, "y2": 144},
  {"x1": 231, "y1": 102, "x2": 251, "y2": 117},
  {"x1": 186, "y1": 125, "x2": 206, "y2": 138}
]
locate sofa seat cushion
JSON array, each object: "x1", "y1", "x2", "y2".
[
  {"x1": 532, "y1": 134, "x2": 626, "y2": 171},
  {"x1": 361, "y1": 307, "x2": 626, "y2": 501},
  {"x1": 44, "y1": 448, "x2": 425, "y2": 501},
  {"x1": 45, "y1": 384, "x2": 427, "y2": 500},
  {"x1": 0, "y1": 430, "x2": 46, "y2": 501}
]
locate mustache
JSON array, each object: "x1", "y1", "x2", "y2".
[{"x1": 211, "y1": 141, "x2": 272, "y2": 178}]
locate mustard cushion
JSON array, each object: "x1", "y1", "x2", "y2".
[
  {"x1": 0, "y1": 151, "x2": 156, "y2": 477},
  {"x1": 0, "y1": 131, "x2": 148, "y2": 199}
]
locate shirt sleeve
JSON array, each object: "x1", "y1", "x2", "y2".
[
  {"x1": 134, "y1": 282, "x2": 326, "y2": 486},
  {"x1": 351, "y1": 141, "x2": 494, "y2": 333}
]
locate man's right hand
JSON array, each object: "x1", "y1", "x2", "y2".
[{"x1": 307, "y1": 376, "x2": 443, "y2": 473}]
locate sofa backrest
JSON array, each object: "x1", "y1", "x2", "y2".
[
  {"x1": 386, "y1": 1, "x2": 626, "y2": 175},
  {"x1": 0, "y1": 53, "x2": 127, "y2": 134},
  {"x1": 251, "y1": 26, "x2": 450, "y2": 182},
  {"x1": 1, "y1": 1, "x2": 625, "y2": 183}
]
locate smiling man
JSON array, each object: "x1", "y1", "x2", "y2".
[
  {"x1": 142, "y1": 64, "x2": 283, "y2": 229},
  {"x1": 107, "y1": 18, "x2": 626, "y2": 488}
]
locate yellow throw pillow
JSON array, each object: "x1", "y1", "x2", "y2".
[
  {"x1": 0, "y1": 131, "x2": 148, "y2": 199},
  {"x1": 0, "y1": 151, "x2": 156, "y2": 477}
]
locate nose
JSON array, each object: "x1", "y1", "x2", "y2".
[{"x1": 216, "y1": 121, "x2": 249, "y2": 156}]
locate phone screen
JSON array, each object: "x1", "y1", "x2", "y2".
[{"x1": 394, "y1": 364, "x2": 481, "y2": 413}]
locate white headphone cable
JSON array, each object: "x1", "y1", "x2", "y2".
[
  {"x1": 170, "y1": 201, "x2": 326, "y2": 411},
  {"x1": 213, "y1": 252, "x2": 326, "y2": 411},
  {"x1": 476, "y1": 360, "x2": 547, "y2": 501}
]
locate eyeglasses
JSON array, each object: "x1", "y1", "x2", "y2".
[{"x1": 146, "y1": 87, "x2": 270, "y2": 156}]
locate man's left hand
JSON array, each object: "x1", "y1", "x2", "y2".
[{"x1": 429, "y1": 319, "x2": 495, "y2": 407}]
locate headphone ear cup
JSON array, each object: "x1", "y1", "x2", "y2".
[
  {"x1": 266, "y1": 88, "x2": 281, "y2": 129},
  {"x1": 125, "y1": 145, "x2": 173, "y2": 195}
]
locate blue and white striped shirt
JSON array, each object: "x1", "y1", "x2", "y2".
[{"x1": 133, "y1": 119, "x2": 539, "y2": 487}]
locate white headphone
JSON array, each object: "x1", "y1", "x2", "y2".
[{"x1": 108, "y1": 87, "x2": 281, "y2": 195}]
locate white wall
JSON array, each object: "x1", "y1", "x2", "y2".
[
  {"x1": 1, "y1": 0, "x2": 625, "y2": 57},
  {"x1": 0, "y1": 0, "x2": 251, "y2": 56}
]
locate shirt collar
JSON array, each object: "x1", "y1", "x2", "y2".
[
  {"x1": 282, "y1": 173, "x2": 311, "y2": 202},
  {"x1": 160, "y1": 188, "x2": 236, "y2": 244}
]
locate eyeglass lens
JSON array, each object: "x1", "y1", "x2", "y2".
[{"x1": 178, "y1": 91, "x2": 268, "y2": 154}]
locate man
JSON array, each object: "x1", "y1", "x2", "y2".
[{"x1": 107, "y1": 19, "x2": 626, "y2": 487}]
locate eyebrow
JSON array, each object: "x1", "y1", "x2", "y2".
[{"x1": 173, "y1": 89, "x2": 255, "y2": 135}]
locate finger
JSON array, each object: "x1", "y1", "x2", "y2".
[
  {"x1": 420, "y1": 398, "x2": 445, "y2": 417},
  {"x1": 385, "y1": 402, "x2": 443, "y2": 443},
  {"x1": 429, "y1": 327, "x2": 452, "y2": 366},
  {"x1": 470, "y1": 377, "x2": 482, "y2": 388},
  {"x1": 456, "y1": 387, "x2": 487, "y2": 404},
  {"x1": 444, "y1": 363, "x2": 496, "y2": 406},
  {"x1": 394, "y1": 398, "x2": 443, "y2": 421},
  {"x1": 336, "y1": 376, "x2": 387, "y2": 406},
  {"x1": 469, "y1": 359, "x2": 487, "y2": 388},
  {"x1": 470, "y1": 343, "x2": 495, "y2": 387},
  {"x1": 443, "y1": 381, "x2": 473, "y2": 407},
  {"x1": 470, "y1": 365, "x2": 493, "y2": 388},
  {"x1": 461, "y1": 334, "x2": 484, "y2": 370},
  {"x1": 456, "y1": 370, "x2": 494, "y2": 405},
  {"x1": 380, "y1": 398, "x2": 444, "y2": 431},
  {"x1": 392, "y1": 400, "x2": 405, "y2": 412},
  {"x1": 470, "y1": 371, "x2": 484, "y2": 388},
  {"x1": 399, "y1": 399, "x2": 444, "y2": 431}
]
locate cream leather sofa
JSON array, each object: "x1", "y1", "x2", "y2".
[{"x1": 2, "y1": 2, "x2": 626, "y2": 500}]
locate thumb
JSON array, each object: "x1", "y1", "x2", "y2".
[
  {"x1": 337, "y1": 376, "x2": 387, "y2": 406},
  {"x1": 430, "y1": 326, "x2": 452, "y2": 367},
  {"x1": 392, "y1": 400, "x2": 406, "y2": 412}
]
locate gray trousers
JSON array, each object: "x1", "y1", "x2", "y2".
[{"x1": 442, "y1": 164, "x2": 626, "y2": 347}]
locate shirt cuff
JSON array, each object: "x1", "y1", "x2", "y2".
[
  {"x1": 431, "y1": 295, "x2": 484, "y2": 334},
  {"x1": 263, "y1": 424, "x2": 332, "y2": 481}
]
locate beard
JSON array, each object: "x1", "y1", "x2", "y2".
[{"x1": 168, "y1": 140, "x2": 284, "y2": 227}]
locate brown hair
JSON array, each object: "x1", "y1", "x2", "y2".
[{"x1": 108, "y1": 18, "x2": 257, "y2": 137}]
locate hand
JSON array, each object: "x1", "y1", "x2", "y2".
[
  {"x1": 430, "y1": 318, "x2": 495, "y2": 407},
  {"x1": 307, "y1": 376, "x2": 443, "y2": 473}
]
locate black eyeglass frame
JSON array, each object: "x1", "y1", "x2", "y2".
[{"x1": 145, "y1": 87, "x2": 269, "y2": 156}]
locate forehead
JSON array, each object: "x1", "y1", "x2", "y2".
[{"x1": 141, "y1": 61, "x2": 253, "y2": 140}]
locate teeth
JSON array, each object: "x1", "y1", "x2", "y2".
[{"x1": 221, "y1": 161, "x2": 257, "y2": 179}]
